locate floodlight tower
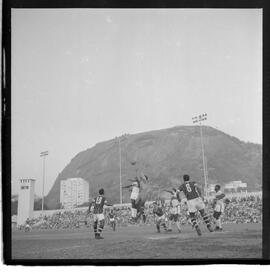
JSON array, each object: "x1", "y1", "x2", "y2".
[
  {"x1": 192, "y1": 113, "x2": 208, "y2": 197},
  {"x1": 40, "y1": 151, "x2": 48, "y2": 215},
  {"x1": 118, "y1": 137, "x2": 122, "y2": 204}
]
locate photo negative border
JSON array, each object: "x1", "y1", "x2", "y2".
[{"x1": 2, "y1": 0, "x2": 269, "y2": 265}]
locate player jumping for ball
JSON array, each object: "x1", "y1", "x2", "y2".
[
  {"x1": 179, "y1": 174, "x2": 214, "y2": 236},
  {"x1": 122, "y1": 173, "x2": 149, "y2": 223},
  {"x1": 122, "y1": 177, "x2": 140, "y2": 223},
  {"x1": 85, "y1": 188, "x2": 112, "y2": 239}
]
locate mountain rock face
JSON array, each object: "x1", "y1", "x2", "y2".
[{"x1": 46, "y1": 126, "x2": 262, "y2": 209}]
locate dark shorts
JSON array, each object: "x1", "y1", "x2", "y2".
[
  {"x1": 213, "y1": 211, "x2": 222, "y2": 219},
  {"x1": 169, "y1": 214, "x2": 179, "y2": 222},
  {"x1": 131, "y1": 199, "x2": 137, "y2": 208}
]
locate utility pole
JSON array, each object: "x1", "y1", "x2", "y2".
[
  {"x1": 192, "y1": 113, "x2": 208, "y2": 197},
  {"x1": 40, "y1": 151, "x2": 48, "y2": 215},
  {"x1": 118, "y1": 137, "x2": 122, "y2": 204}
]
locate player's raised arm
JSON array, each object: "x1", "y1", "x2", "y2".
[
  {"x1": 164, "y1": 190, "x2": 174, "y2": 195},
  {"x1": 85, "y1": 199, "x2": 93, "y2": 224},
  {"x1": 86, "y1": 199, "x2": 94, "y2": 214},
  {"x1": 215, "y1": 193, "x2": 225, "y2": 200},
  {"x1": 104, "y1": 199, "x2": 113, "y2": 207},
  {"x1": 122, "y1": 184, "x2": 133, "y2": 189}
]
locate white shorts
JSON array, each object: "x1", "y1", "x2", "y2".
[
  {"x1": 156, "y1": 215, "x2": 166, "y2": 222},
  {"x1": 170, "y1": 205, "x2": 181, "y2": 215},
  {"x1": 93, "y1": 213, "x2": 105, "y2": 222},
  {"x1": 130, "y1": 193, "x2": 139, "y2": 200},
  {"x1": 214, "y1": 203, "x2": 224, "y2": 213},
  {"x1": 187, "y1": 197, "x2": 205, "y2": 213}
]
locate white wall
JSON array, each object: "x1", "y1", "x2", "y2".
[{"x1": 17, "y1": 179, "x2": 35, "y2": 225}]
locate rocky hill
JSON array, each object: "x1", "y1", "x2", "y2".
[{"x1": 46, "y1": 126, "x2": 262, "y2": 209}]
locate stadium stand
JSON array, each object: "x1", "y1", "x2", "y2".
[{"x1": 15, "y1": 193, "x2": 262, "y2": 230}]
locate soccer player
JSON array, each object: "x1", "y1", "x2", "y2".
[
  {"x1": 24, "y1": 218, "x2": 32, "y2": 232},
  {"x1": 165, "y1": 188, "x2": 182, "y2": 232},
  {"x1": 153, "y1": 201, "x2": 168, "y2": 233},
  {"x1": 178, "y1": 174, "x2": 213, "y2": 236},
  {"x1": 86, "y1": 188, "x2": 111, "y2": 239},
  {"x1": 122, "y1": 177, "x2": 140, "y2": 223},
  {"x1": 212, "y1": 184, "x2": 226, "y2": 231},
  {"x1": 108, "y1": 208, "x2": 116, "y2": 231},
  {"x1": 135, "y1": 173, "x2": 149, "y2": 223},
  {"x1": 123, "y1": 173, "x2": 150, "y2": 223}
]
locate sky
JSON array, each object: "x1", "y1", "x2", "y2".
[{"x1": 11, "y1": 8, "x2": 262, "y2": 196}]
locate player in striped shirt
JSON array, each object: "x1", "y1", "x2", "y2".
[
  {"x1": 86, "y1": 188, "x2": 111, "y2": 239},
  {"x1": 153, "y1": 201, "x2": 168, "y2": 233},
  {"x1": 179, "y1": 174, "x2": 213, "y2": 236},
  {"x1": 165, "y1": 188, "x2": 182, "y2": 233},
  {"x1": 108, "y1": 208, "x2": 116, "y2": 231},
  {"x1": 212, "y1": 184, "x2": 226, "y2": 231}
]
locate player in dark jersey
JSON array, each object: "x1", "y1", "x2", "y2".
[
  {"x1": 179, "y1": 174, "x2": 213, "y2": 236},
  {"x1": 86, "y1": 188, "x2": 111, "y2": 239},
  {"x1": 153, "y1": 201, "x2": 168, "y2": 233}
]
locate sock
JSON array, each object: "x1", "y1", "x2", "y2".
[
  {"x1": 143, "y1": 214, "x2": 146, "y2": 223},
  {"x1": 216, "y1": 218, "x2": 222, "y2": 228},
  {"x1": 97, "y1": 220, "x2": 104, "y2": 236},
  {"x1": 202, "y1": 214, "x2": 211, "y2": 227},
  {"x1": 191, "y1": 218, "x2": 199, "y2": 229},
  {"x1": 131, "y1": 208, "x2": 137, "y2": 218},
  {"x1": 94, "y1": 221, "x2": 97, "y2": 235}
]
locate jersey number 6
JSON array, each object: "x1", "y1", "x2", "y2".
[
  {"x1": 96, "y1": 196, "x2": 102, "y2": 204},
  {"x1": 186, "y1": 183, "x2": 192, "y2": 192}
]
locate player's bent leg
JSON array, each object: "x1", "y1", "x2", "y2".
[
  {"x1": 199, "y1": 209, "x2": 213, "y2": 232},
  {"x1": 96, "y1": 219, "x2": 105, "y2": 239},
  {"x1": 175, "y1": 215, "x2": 181, "y2": 232},
  {"x1": 142, "y1": 213, "x2": 146, "y2": 223},
  {"x1": 93, "y1": 220, "x2": 98, "y2": 238},
  {"x1": 167, "y1": 215, "x2": 173, "y2": 231},
  {"x1": 161, "y1": 220, "x2": 168, "y2": 231},
  {"x1": 190, "y1": 212, "x2": 201, "y2": 236},
  {"x1": 156, "y1": 220, "x2": 161, "y2": 233},
  {"x1": 130, "y1": 199, "x2": 137, "y2": 221},
  {"x1": 213, "y1": 211, "x2": 222, "y2": 231},
  {"x1": 176, "y1": 221, "x2": 181, "y2": 233}
]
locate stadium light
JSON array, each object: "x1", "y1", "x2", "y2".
[
  {"x1": 118, "y1": 138, "x2": 122, "y2": 204},
  {"x1": 192, "y1": 113, "x2": 208, "y2": 197},
  {"x1": 40, "y1": 151, "x2": 48, "y2": 215},
  {"x1": 117, "y1": 136, "x2": 128, "y2": 204}
]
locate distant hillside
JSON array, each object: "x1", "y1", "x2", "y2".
[{"x1": 46, "y1": 126, "x2": 262, "y2": 209}]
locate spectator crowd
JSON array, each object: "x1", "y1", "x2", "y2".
[{"x1": 16, "y1": 195, "x2": 262, "y2": 231}]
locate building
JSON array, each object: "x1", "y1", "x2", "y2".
[
  {"x1": 60, "y1": 178, "x2": 89, "y2": 209},
  {"x1": 17, "y1": 179, "x2": 35, "y2": 226},
  {"x1": 224, "y1": 181, "x2": 247, "y2": 193}
]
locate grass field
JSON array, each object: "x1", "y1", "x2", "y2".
[{"x1": 12, "y1": 223, "x2": 262, "y2": 260}]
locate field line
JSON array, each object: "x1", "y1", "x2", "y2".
[{"x1": 23, "y1": 244, "x2": 90, "y2": 256}]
